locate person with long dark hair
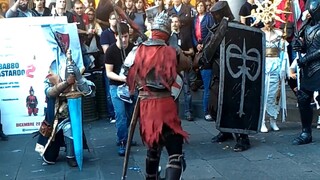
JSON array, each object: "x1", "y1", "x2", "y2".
[{"x1": 191, "y1": 0, "x2": 214, "y2": 121}]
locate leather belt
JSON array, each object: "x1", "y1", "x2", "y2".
[
  {"x1": 266, "y1": 48, "x2": 280, "y2": 57},
  {"x1": 138, "y1": 91, "x2": 172, "y2": 99}
]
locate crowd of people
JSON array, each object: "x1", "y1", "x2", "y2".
[{"x1": 2, "y1": 0, "x2": 320, "y2": 179}]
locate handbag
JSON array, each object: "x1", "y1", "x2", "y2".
[
  {"x1": 39, "y1": 120, "x2": 53, "y2": 137},
  {"x1": 39, "y1": 105, "x2": 59, "y2": 137}
]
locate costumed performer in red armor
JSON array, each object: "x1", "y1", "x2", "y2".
[{"x1": 127, "y1": 11, "x2": 191, "y2": 180}]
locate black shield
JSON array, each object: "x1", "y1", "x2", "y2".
[{"x1": 216, "y1": 22, "x2": 265, "y2": 134}]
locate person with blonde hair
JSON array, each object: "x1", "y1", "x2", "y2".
[{"x1": 260, "y1": 19, "x2": 289, "y2": 133}]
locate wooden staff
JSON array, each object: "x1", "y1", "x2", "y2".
[{"x1": 121, "y1": 97, "x2": 140, "y2": 180}]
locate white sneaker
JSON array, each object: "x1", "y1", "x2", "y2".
[
  {"x1": 270, "y1": 118, "x2": 280, "y2": 131},
  {"x1": 204, "y1": 114, "x2": 213, "y2": 121},
  {"x1": 109, "y1": 118, "x2": 116, "y2": 124},
  {"x1": 260, "y1": 122, "x2": 268, "y2": 133}
]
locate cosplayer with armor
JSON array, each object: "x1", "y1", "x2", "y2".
[
  {"x1": 127, "y1": 12, "x2": 190, "y2": 179},
  {"x1": 292, "y1": 0, "x2": 320, "y2": 145},
  {"x1": 208, "y1": 1, "x2": 253, "y2": 152},
  {"x1": 26, "y1": 86, "x2": 38, "y2": 116},
  {"x1": 35, "y1": 49, "x2": 93, "y2": 167}
]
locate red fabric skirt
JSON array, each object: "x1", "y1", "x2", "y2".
[{"x1": 139, "y1": 97, "x2": 188, "y2": 147}]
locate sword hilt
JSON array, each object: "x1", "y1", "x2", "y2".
[{"x1": 65, "y1": 49, "x2": 82, "y2": 98}]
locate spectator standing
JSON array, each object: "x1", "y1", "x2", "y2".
[
  {"x1": 167, "y1": 0, "x2": 193, "y2": 38},
  {"x1": 182, "y1": 0, "x2": 196, "y2": 18},
  {"x1": 100, "y1": 11, "x2": 117, "y2": 123},
  {"x1": 85, "y1": 7, "x2": 103, "y2": 68},
  {"x1": 31, "y1": 0, "x2": 51, "y2": 16},
  {"x1": 68, "y1": 0, "x2": 95, "y2": 70},
  {"x1": 154, "y1": 0, "x2": 165, "y2": 11},
  {"x1": 50, "y1": 0, "x2": 72, "y2": 17},
  {"x1": 105, "y1": 23, "x2": 136, "y2": 156},
  {"x1": 144, "y1": 0, "x2": 165, "y2": 37},
  {"x1": 170, "y1": 15, "x2": 194, "y2": 121},
  {"x1": 239, "y1": 0, "x2": 260, "y2": 27},
  {"x1": 85, "y1": 7, "x2": 102, "y2": 37},
  {"x1": 191, "y1": 0, "x2": 214, "y2": 121},
  {"x1": 6, "y1": 0, "x2": 38, "y2": 18},
  {"x1": 100, "y1": 12, "x2": 117, "y2": 53},
  {"x1": 204, "y1": 0, "x2": 212, "y2": 12},
  {"x1": 134, "y1": 0, "x2": 146, "y2": 34},
  {"x1": 124, "y1": 0, "x2": 135, "y2": 20},
  {"x1": 164, "y1": 0, "x2": 172, "y2": 10}
]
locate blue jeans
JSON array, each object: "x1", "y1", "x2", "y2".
[
  {"x1": 81, "y1": 44, "x2": 92, "y2": 70},
  {"x1": 200, "y1": 69, "x2": 212, "y2": 115},
  {"x1": 109, "y1": 85, "x2": 136, "y2": 143},
  {"x1": 183, "y1": 72, "x2": 192, "y2": 116},
  {"x1": 103, "y1": 70, "x2": 115, "y2": 119}
]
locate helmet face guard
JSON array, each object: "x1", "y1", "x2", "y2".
[
  {"x1": 210, "y1": 1, "x2": 234, "y2": 23},
  {"x1": 306, "y1": 0, "x2": 320, "y2": 23}
]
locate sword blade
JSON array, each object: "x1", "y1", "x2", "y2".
[{"x1": 67, "y1": 97, "x2": 83, "y2": 171}]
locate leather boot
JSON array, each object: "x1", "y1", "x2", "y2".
[
  {"x1": 0, "y1": 123, "x2": 8, "y2": 141},
  {"x1": 146, "y1": 147, "x2": 161, "y2": 180},
  {"x1": 165, "y1": 167, "x2": 182, "y2": 180},
  {"x1": 260, "y1": 119, "x2": 268, "y2": 133},
  {"x1": 211, "y1": 132, "x2": 233, "y2": 143},
  {"x1": 66, "y1": 157, "x2": 78, "y2": 167},
  {"x1": 269, "y1": 117, "x2": 279, "y2": 131},
  {"x1": 165, "y1": 154, "x2": 185, "y2": 180},
  {"x1": 234, "y1": 134, "x2": 250, "y2": 152},
  {"x1": 292, "y1": 128, "x2": 312, "y2": 145},
  {"x1": 65, "y1": 137, "x2": 78, "y2": 167},
  {"x1": 293, "y1": 91, "x2": 313, "y2": 145}
]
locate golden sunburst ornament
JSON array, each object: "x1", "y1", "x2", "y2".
[{"x1": 247, "y1": 0, "x2": 291, "y2": 24}]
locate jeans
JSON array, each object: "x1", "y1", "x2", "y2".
[
  {"x1": 200, "y1": 69, "x2": 212, "y2": 115},
  {"x1": 81, "y1": 44, "x2": 92, "y2": 70},
  {"x1": 109, "y1": 85, "x2": 136, "y2": 143},
  {"x1": 103, "y1": 70, "x2": 115, "y2": 119},
  {"x1": 182, "y1": 72, "x2": 192, "y2": 116}
]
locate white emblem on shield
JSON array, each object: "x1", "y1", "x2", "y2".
[{"x1": 226, "y1": 39, "x2": 261, "y2": 118}]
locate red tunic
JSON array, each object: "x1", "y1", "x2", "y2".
[{"x1": 128, "y1": 34, "x2": 188, "y2": 147}]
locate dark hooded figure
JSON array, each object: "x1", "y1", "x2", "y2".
[{"x1": 292, "y1": 0, "x2": 320, "y2": 145}]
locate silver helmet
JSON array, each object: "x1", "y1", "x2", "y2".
[{"x1": 151, "y1": 11, "x2": 171, "y2": 35}]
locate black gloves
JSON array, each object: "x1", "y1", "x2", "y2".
[{"x1": 292, "y1": 37, "x2": 304, "y2": 52}]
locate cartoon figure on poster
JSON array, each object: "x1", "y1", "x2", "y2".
[{"x1": 26, "y1": 86, "x2": 38, "y2": 116}]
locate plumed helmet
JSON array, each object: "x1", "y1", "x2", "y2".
[
  {"x1": 151, "y1": 11, "x2": 171, "y2": 35},
  {"x1": 306, "y1": 0, "x2": 320, "y2": 23}
]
